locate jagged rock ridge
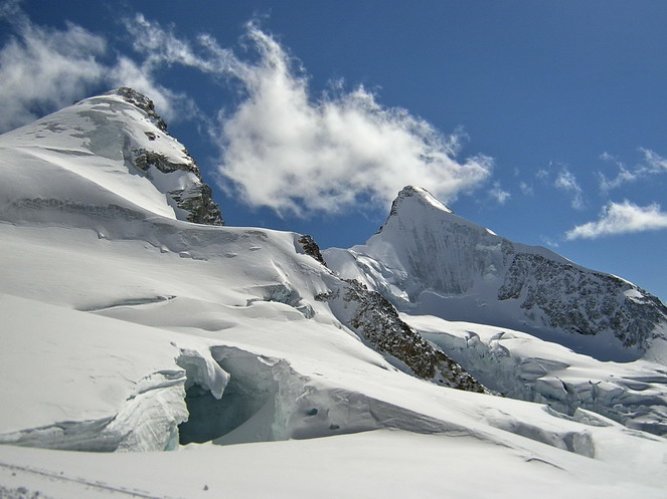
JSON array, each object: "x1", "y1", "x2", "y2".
[
  {"x1": 498, "y1": 252, "x2": 667, "y2": 349},
  {"x1": 113, "y1": 88, "x2": 224, "y2": 226},
  {"x1": 115, "y1": 87, "x2": 168, "y2": 132},
  {"x1": 297, "y1": 234, "x2": 327, "y2": 266},
  {"x1": 295, "y1": 229, "x2": 483, "y2": 391},
  {"x1": 318, "y1": 278, "x2": 486, "y2": 392}
]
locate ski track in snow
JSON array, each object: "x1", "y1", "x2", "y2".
[{"x1": 0, "y1": 460, "x2": 165, "y2": 499}]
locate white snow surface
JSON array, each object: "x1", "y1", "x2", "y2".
[
  {"x1": 404, "y1": 313, "x2": 667, "y2": 435},
  {"x1": 0, "y1": 91, "x2": 204, "y2": 224},
  {"x1": 0, "y1": 95, "x2": 665, "y2": 497}
]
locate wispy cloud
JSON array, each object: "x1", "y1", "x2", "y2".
[
  {"x1": 535, "y1": 167, "x2": 550, "y2": 183},
  {"x1": 554, "y1": 167, "x2": 585, "y2": 210},
  {"x1": 565, "y1": 200, "x2": 667, "y2": 240},
  {"x1": 0, "y1": 7, "x2": 202, "y2": 132},
  {"x1": 0, "y1": 8, "x2": 494, "y2": 216},
  {"x1": 640, "y1": 147, "x2": 667, "y2": 173},
  {"x1": 519, "y1": 181, "x2": 533, "y2": 195},
  {"x1": 121, "y1": 14, "x2": 237, "y2": 75},
  {"x1": 0, "y1": 9, "x2": 107, "y2": 131},
  {"x1": 597, "y1": 152, "x2": 638, "y2": 192},
  {"x1": 598, "y1": 148, "x2": 667, "y2": 191},
  {"x1": 540, "y1": 235, "x2": 560, "y2": 248},
  {"x1": 489, "y1": 182, "x2": 510, "y2": 204},
  {"x1": 210, "y1": 23, "x2": 492, "y2": 216}
]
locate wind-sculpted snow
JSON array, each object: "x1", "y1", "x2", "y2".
[
  {"x1": 325, "y1": 185, "x2": 667, "y2": 360},
  {"x1": 0, "y1": 295, "x2": 224, "y2": 452},
  {"x1": 181, "y1": 346, "x2": 478, "y2": 446}
]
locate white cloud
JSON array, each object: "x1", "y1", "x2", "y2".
[
  {"x1": 554, "y1": 168, "x2": 584, "y2": 209},
  {"x1": 640, "y1": 147, "x2": 667, "y2": 173},
  {"x1": 213, "y1": 24, "x2": 492, "y2": 216},
  {"x1": 598, "y1": 148, "x2": 667, "y2": 191},
  {"x1": 0, "y1": 8, "x2": 202, "y2": 132},
  {"x1": 519, "y1": 181, "x2": 533, "y2": 195},
  {"x1": 0, "y1": 17, "x2": 107, "y2": 131},
  {"x1": 489, "y1": 182, "x2": 510, "y2": 204},
  {"x1": 565, "y1": 200, "x2": 667, "y2": 240}
]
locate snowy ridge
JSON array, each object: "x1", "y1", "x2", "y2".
[
  {"x1": 0, "y1": 87, "x2": 222, "y2": 227},
  {"x1": 325, "y1": 185, "x2": 667, "y2": 437},
  {"x1": 325, "y1": 185, "x2": 667, "y2": 359}
]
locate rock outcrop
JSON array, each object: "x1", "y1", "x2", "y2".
[
  {"x1": 318, "y1": 279, "x2": 487, "y2": 392},
  {"x1": 113, "y1": 88, "x2": 224, "y2": 226}
]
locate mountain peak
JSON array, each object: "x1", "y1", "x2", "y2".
[
  {"x1": 390, "y1": 186, "x2": 452, "y2": 216},
  {"x1": 0, "y1": 88, "x2": 223, "y2": 227},
  {"x1": 328, "y1": 186, "x2": 667, "y2": 361},
  {"x1": 109, "y1": 87, "x2": 168, "y2": 132}
]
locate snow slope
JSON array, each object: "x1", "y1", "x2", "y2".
[
  {"x1": 0, "y1": 92, "x2": 665, "y2": 497},
  {"x1": 1, "y1": 428, "x2": 666, "y2": 499},
  {"x1": 0, "y1": 87, "x2": 222, "y2": 227}
]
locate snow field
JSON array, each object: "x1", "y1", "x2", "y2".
[{"x1": 1, "y1": 91, "x2": 665, "y2": 498}]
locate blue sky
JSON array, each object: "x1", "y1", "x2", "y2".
[{"x1": 1, "y1": 0, "x2": 666, "y2": 300}]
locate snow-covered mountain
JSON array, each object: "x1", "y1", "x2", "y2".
[
  {"x1": 325, "y1": 185, "x2": 667, "y2": 434},
  {"x1": 325, "y1": 186, "x2": 667, "y2": 361},
  {"x1": 0, "y1": 91, "x2": 665, "y2": 498},
  {"x1": 0, "y1": 87, "x2": 223, "y2": 228}
]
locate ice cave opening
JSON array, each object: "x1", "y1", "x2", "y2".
[{"x1": 178, "y1": 351, "x2": 279, "y2": 445}]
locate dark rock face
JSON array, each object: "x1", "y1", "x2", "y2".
[
  {"x1": 170, "y1": 184, "x2": 223, "y2": 226},
  {"x1": 131, "y1": 149, "x2": 224, "y2": 226},
  {"x1": 499, "y1": 253, "x2": 667, "y2": 349},
  {"x1": 298, "y1": 235, "x2": 327, "y2": 266},
  {"x1": 112, "y1": 87, "x2": 224, "y2": 226},
  {"x1": 114, "y1": 87, "x2": 167, "y2": 131},
  {"x1": 318, "y1": 279, "x2": 486, "y2": 393}
]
